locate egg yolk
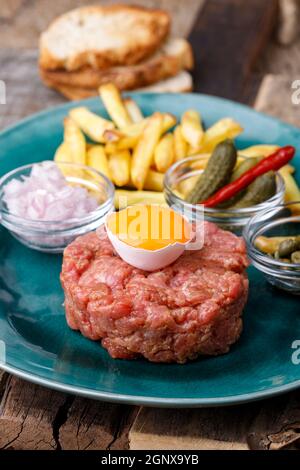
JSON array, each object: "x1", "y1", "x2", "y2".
[{"x1": 107, "y1": 205, "x2": 192, "y2": 250}]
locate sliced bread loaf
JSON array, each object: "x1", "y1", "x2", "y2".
[
  {"x1": 40, "y1": 5, "x2": 170, "y2": 71},
  {"x1": 44, "y1": 71, "x2": 193, "y2": 100},
  {"x1": 40, "y1": 38, "x2": 194, "y2": 90}
]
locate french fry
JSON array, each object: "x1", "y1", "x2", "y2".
[
  {"x1": 173, "y1": 125, "x2": 188, "y2": 161},
  {"x1": 279, "y1": 166, "x2": 300, "y2": 214},
  {"x1": 122, "y1": 112, "x2": 175, "y2": 137},
  {"x1": 188, "y1": 144, "x2": 202, "y2": 156},
  {"x1": 87, "y1": 145, "x2": 111, "y2": 179},
  {"x1": 128, "y1": 170, "x2": 164, "y2": 191},
  {"x1": 124, "y1": 97, "x2": 144, "y2": 123},
  {"x1": 238, "y1": 144, "x2": 279, "y2": 158},
  {"x1": 115, "y1": 190, "x2": 165, "y2": 209},
  {"x1": 154, "y1": 133, "x2": 174, "y2": 172},
  {"x1": 189, "y1": 153, "x2": 211, "y2": 169},
  {"x1": 64, "y1": 117, "x2": 86, "y2": 165},
  {"x1": 181, "y1": 110, "x2": 204, "y2": 148},
  {"x1": 54, "y1": 142, "x2": 75, "y2": 177},
  {"x1": 144, "y1": 170, "x2": 164, "y2": 192},
  {"x1": 178, "y1": 175, "x2": 199, "y2": 197},
  {"x1": 283, "y1": 164, "x2": 295, "y2": 174},
  {"x1": 199, "y1": 118, "x2": 243, "y2": 153},
  {"x1": 123, "y1": 112, "x2": 175, "y2": 138},
  {"x1": 104, "y1": 113, "x2": 176, "y2": 144},
  {"x1": 69, "y1": 107, "x2": 114, "y2": 143},
  {"x1": 54, "y1": 142, "x2": 72, "y2": 163},
  {"x1": 99, "y1": 83, "x2": 132, "y2": 128},
  {"x1": 104, "y1": 131, "x2": 138, "y2": 150},
  {"x1": 131, "y1": 113, "x2": 163, "y2": 190},
  {"x1": 105, "y1": 142, "x2": 119, "y2": 154},
  {"x1": 161, "y1": 113, "x2": 177, "y2": 133},
  {"x1": 103, "y1": 129, "x2": 123, "y2": 143},
  {"x1": 109, "y1": 150, "x2": 131, "y2": 187}
]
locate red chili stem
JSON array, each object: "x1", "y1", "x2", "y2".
[{"x1": 202, "y1": 146, "x2": 295, "y2": 207}]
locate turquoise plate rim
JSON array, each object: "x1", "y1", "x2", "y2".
[
  {"x1": 0, "y1": 362, "x2": 300, "y2": 407},
  {"x1": 1, "y1": 91, "x2": 300, "y2": 141},
  {"x1": 1, "y1": 92, "x2": 300, "y2": 408}
]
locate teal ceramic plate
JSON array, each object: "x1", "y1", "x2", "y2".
[{"x1": 0, "y1": 94, "x2": 300, "y2": 407}]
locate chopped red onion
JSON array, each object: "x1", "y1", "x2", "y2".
[{"x1": 3, "y1": 161, "x2": 99, "y2": 221}]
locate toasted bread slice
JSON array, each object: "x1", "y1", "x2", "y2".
[
  {"x1": 40, "y1": 38, "x2": 194, "y2": 89},
  {"x1": 40, "y1": 5, "x2": 170, "y2": 71},
  {"x1": 135, "y1": 71, "x2": 193, "y2": 93},
  {"x1": 45, "y1": 71, "x2": 193, "y2": 100}
]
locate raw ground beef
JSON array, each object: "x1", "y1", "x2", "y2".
[{"x1": 60, "y1": 222, "x2": 249, "y2": 363}]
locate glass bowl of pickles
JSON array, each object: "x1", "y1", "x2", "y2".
[
  {"x1": 244, "y1": 202, "x2": 300, "y2": 294},
  {"x1": 164, "y1": 140, "x2": 286, "y2": 235}
]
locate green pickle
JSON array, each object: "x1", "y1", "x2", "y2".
[
  {"x1": 185, "y1": 139, "x2": 237, "y2": 204},
  {"x1": 226, "y1": 171, "x2": 276, "y2": 209},
  {"x1": 278, "y1": 238, "x2": 300, "y2": 258},
  {"x1": 230, "y1": 157, "x2": 260, "y2": 181},
  {"x1": 291, "y1": 251, "x2": 300, "y2": 263}
]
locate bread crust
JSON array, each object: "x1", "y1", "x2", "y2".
[
  {"x1": 43, "y1": 73, "x2": 193, "y2": 100},
  {"x1": 39, "y1": 5, "x2": 170, "y2": 71},
  {"x1": 40, "y1": 39, "x2": 194, "y2": 90}
]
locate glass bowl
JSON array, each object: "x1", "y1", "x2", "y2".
[
  {"x1": 244, "y1": 202, "x2": 300, "y2": 294},
  {"x1": 164, "y1": 155, "x2": 285, "y2": 235},
  {"x1": 0, "y1": 161, "x2": 115, "y2": 253}
]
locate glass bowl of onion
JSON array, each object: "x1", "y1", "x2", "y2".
[
  {"x1": 0, "y1": 161, "x2": 115, "y2": 253},
  {"x1": 164, "y1": 152, "x2": 285, "y2": 235}
]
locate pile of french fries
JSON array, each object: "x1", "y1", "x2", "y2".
[{"x1": 54, "y1": 82, "x2": 300, "y2": 213}]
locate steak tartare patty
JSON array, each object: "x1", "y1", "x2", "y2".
[{"x1": 61, "y1": 222, "x2": 249, "y2": 363}]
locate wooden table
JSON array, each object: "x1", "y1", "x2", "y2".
[{"x1": 0, "y1": 0, "x2": 300, "y2": 451}]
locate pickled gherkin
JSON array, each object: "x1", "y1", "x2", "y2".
[
  {"x1": 185, "y1": 140, "x2": 237, "y2": 204},
  {"x1": 278, "y1": 236, "x2": 300, "y2": 259},
  {"x1": 291, "y1": 251, "x2": 300, "y2": 263},
  {"x1": 226, "y1": 171, "x2": 276, "y2": 209}
]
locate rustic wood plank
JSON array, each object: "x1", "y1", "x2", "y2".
[
  {"x1": 59, "y1": 398, "x2": 138, "y2": 450},
  {"x1": 0, "y1": 0, "x2": 204, "y2": 49},
  {"x1": 129, "y1": 404, "x2": 260, "y2": 450},
  {"x1": 247, "y1": 391, "x2": 300, "y2": 450},
  {"x1": 277, "y1": 0, "x2": 300, "y2": 45},
  {"x1": 0, "y1": 376, "x2": 70, "y2": 450},
  {"x1": 0, "y1": 370, "x2": 9, "y2": 402},
  {"x1": 258, "y1": 7, "x2": 300, "y2": 78},
  {"x1": 0, "y1": 0, "x2": 24, "y2": 19},
  {"x1": 129, "y1": 393, "x2": 300, "y2": 451},
  {"x1": 254, "y1": 74, "x2": 300, "y2": 127},
  {"x1": 188, "y1": 0, "x2": 278, "y2": 102},
  {"x1": 0, "y1": 48, "x2": 65, "y2": 129}
]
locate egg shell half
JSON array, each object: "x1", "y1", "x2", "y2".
[{"x1": 105, "y1": 224, "x2": 187, "y2": 271}]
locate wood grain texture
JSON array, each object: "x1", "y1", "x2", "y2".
[
  {"x1": 258, "y1": 36, "x2": 300, "y2": 78},
  {"x1": 254, "y1": 74, "x2": 300, "y2": 127},
  {"x1": 277, "y1": 0, "x2": 300, "y2": 45},
  {"x1": 0, "y1": 371, "x2": 9, "y2": 402},
  {"x1": 129, "y1": 392, "x2": 300, "y2": 451},
  {"x1": 59, "y1": 398, "x2": 138, "y2": 450},
  {"x1": 0, "y1": 0, "x2": 204, "y2": 48},
  {"x1": 0, "y1": 49, "x2": 65, "y2": 129},
  {"x1": 129, "y1": 405, "x2": 259, "y2": 450},
  {"x1": 0, "y1": 376, "x2": 69, "y2": 450},
  {"x1": 247, "y1": 391, "x2": 300, "y2": 450},
  {"x1": 0, "y1": 0, "x2": 23, "y2": 19},
  {"x1": 189, "y1": 0, "x2": 278, "y2": 101}
]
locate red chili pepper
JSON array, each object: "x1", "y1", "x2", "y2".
[{"x1": 202, "y1": 145, "x2": 295, "y2": 207}]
